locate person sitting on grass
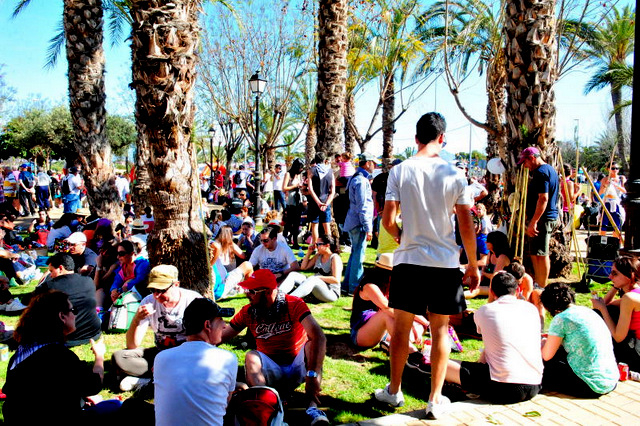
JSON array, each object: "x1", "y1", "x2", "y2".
[
  {"x1": 35, "y1": 253, "x2": 102, "y2": 346},
  {"x1": 112, "y1": 265, "x2": 202, "y2": 392},
  {"x1": 591, "y1": 255, "x2": 640, "y2": 371},
  {"x1": 350, "y1": 253, "x2": 429, "y2": 369},
  {"x1": 221, "y1": 269, "x2": 329, "y2": 425},
  {"x1": 2, "y1": 290, "x2": 120, "y2": 423},
  {"x1": 542, "y1": 282, "x2": 618, "y2": 397},
  {"x1": 465, "y1": 231, "x2": 512, "y2": 299},
  {"x1": 279, "y1": 235, "x2": 342, "y2": 303},
  {"x1": 503, "y1": 261, "x2": 545, "y2": 322},
  {"x1": 442, "y1": 271, "x2": 543, "y2": 404},
  {"x1": 154, "y1": 298, "x2": 238, "y2": 426},
  {"x1": 109, "y1": 240, "x2": 151, "y2": 301}
]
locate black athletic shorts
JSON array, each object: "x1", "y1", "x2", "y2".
[
  {"x1": 388, "y1": 263, "x2": 466, "y2": 316},
  {"x1": 460, "y1": 361, "x2": 541, "y2": 404}
]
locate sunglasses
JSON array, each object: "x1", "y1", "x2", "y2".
[
  {"x1": 610, "y1": 167, "x2": 620, "y2": 170},
  {"x1": 246, "y1": 288, "x2": 269, "y2": 296},
  {"x1": 261, "y1": 238, "x2": 272, "y2": 244},
  {"x1": 316, "y1": 242, "x2": 329, "y2": 246},
  {"x1": 66, "y1": 307, "x2": 78, "y2": 315},
  {"x1": 152, "y1": 283, "x2": 174, "y2": 295},
  {"x1": 117, "y1": 251, "x2": 130, "y2": 256}
]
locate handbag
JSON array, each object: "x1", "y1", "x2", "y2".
[{"x1": 108, "y1": 290, "x2": 142, "y2": 332}]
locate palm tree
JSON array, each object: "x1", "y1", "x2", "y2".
[
  {"x1": 316, "y1": 0, "x2": 349, "y2": 157},
  {"x1": 583, "y1": 5, "x2": 635, "y2": 171},
  {"x1": 13, "y1": 0, "x2": 121, "y2": 221},
  {"x1": 129, "y1": 0, "x2": 210, "y2": 295}
]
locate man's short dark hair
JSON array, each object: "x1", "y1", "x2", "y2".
[
  {"x1": 312, "y1": 152, "x2": 326, "y2": 165},
  {"x1": 490, "y1": 271, "x2": 518, "y2": 297},
  {"x1": 183, "y1": 299, "x2": 234, "y2": 335},
  {"x1": 416, "y1": 112, "x2": 446, "y2": 145},
  {"x1": 259, "y1": 226, "x2": 278, "y2": 239},
  {"x1": 46, "y1": 253, "x2": 75, "y2": 271}
]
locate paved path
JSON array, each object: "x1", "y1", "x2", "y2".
[{"x1": 341, "y1": 380, "x2": 640, "y2": 425}]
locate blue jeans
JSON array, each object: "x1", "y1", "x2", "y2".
[
  {"x1": 36, "y1": 185, "x2": 51, "y2": 210},
  {"x1": 274, "y1": 190, "x2": 287, "y2": 211},
  {"x1": 63, "y1": 193, "x2": 80, "y2": 213},
  {"x1": 342, "y1": 227, "x2": 367, "y2": 294}
]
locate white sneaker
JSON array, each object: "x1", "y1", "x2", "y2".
[
  {"x1": 374, "y1": 384, "x2": 404, "y2": 407},
  {"x1": 120, "y1": 376, "x2": 151, "y2": 392},
  {"x1": 1, "y1": 299, "x2": 27, "y2": 313},
  {"x1": 426, "y1": 395, "x2": 451, "y2": 420}
]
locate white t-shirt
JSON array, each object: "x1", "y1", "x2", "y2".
[
  {"x1": 474, "y1": 295, "x2": 543, "y2": 385},
  {"x1": 36, "y1": 172, "x2": 51, "y2": 187},
  {"x1": 263, "y1": 172, "x2": 274, "y2": 192},
  {"x1": 138, "y1": 288, "x2": 202, "y2": 349},
  {"x1": 249, "y1": 241, "x2": 296, "y2": 273},
  {"x1": 385, "y1": 156, "x2": 471, "y2": 268},
  {"x1": 68, "y1": 174, "x2": 83, "y2": 195},
  {"x1": 273, "y1": 170, "x2": 285, "y2": 191},
  {"x1": 154, "y1": 341, "x2": 237, "y2": 426},
  {"x1": 468, "y1": 179, "x2": 486, "y2": 200},
  {"x1": 115, "y1": 176, "x2": 130, "y2": 201}
]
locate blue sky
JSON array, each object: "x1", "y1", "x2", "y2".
[{"x1": 0, "y1": 0, "x2": 630, "y2": 158}]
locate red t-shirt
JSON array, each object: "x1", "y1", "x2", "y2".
[{"x1": 230, "y1": 295, "x2": 311, "y2": 365}]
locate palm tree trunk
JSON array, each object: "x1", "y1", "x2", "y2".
[
  {"x1": 63, "y1": 0, "x2": 121, "y2": 222},
  {"x1": 316, "y1": 0, "x2": 348, "y2": 157},
  {"x1": 130, "y1": 0, "x2": 210, "y2": 295},
  {"x1": 611, "y1": 87, "x2": 629, "y2": 170},
  {"x1": 344, "y1": 92, "x2": 357, "y2": 154},
  {"x1": 305, "y1": 120, "x2": 317, "y2": 165},
  {"x1": 505, "y1": 0, "x2": 571, "y2": 278},
  {"x1": 484, "y1": 59, "x2": 507, "y2": 215},
  {"x1": 381, "y1": 71, "x2": 394, "y2": 171}
]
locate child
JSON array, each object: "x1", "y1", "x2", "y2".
[{"x1": 338, "y1": 152, "x2": 356, "y2": 179}]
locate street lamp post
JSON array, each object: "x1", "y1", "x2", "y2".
[
  {"x1": 249, "y1": 71, "x2": 267, "y2": 222},
  {"x1": 208, "y1": 126, "x2": 215, "y2": 201}
]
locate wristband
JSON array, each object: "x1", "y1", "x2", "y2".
[{"x1": 306, "y1": 370, "x2": 318, "y2": 378}]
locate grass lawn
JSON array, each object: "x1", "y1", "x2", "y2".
[{"x1": 0, "y1": 247, "x2": 614, "y2": 424}]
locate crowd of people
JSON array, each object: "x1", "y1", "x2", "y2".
[{"x1": 0, "y1": 111, "x2": 636, "y2": 424}]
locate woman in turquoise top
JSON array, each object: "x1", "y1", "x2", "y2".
[{"x1": 541, "y1": 282, "x2": 618, "y2": 397}]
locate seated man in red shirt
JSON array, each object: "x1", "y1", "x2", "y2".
[{"x1": 221, "y1": 269, "x2": 329, "y2": 425}]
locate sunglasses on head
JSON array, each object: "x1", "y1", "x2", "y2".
[
  {"x1": 245, "y1": 288, "x2": 269, "y2": 296},
  {"x1": 152, "y1": 283, "x2": 174, "y2": 295}
]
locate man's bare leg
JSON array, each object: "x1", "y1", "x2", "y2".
[
  {"x1": 428, "y1": 313, "x2": 451, "y2": 403},
  {"x1": 388, "y1": 309, "x2": 415, "y2": 394}
]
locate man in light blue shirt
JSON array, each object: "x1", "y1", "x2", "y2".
[{"x1": 342, "y1": 152, "x2": 375, "y2": 294}]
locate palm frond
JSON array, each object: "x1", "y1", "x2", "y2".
[{"x1": 45, "y1": 23, "x2": 66, "y2": 70}]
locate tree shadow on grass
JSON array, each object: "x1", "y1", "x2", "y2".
[{"x1": 324, "y1": 331, "x2": 388, "y2": 364}]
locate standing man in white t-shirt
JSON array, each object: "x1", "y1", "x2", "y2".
[
  {"x1": 273, "y1": 163, "x2": 286, "y2": 212},
  {"x1": 375, "y1": 112, "x2": 480, "y2": 419},
  {"x1": 63, "y1": 167, "x2": 85, "y2": 214},
  {"x1": 154, "y1": 298, "x2": 238, "y2": 426},
  {"x1": 35, "y1": 167, "x2": 52, "y2": 211}
]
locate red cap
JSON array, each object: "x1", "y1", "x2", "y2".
[
  {"x1": 517, "y1": 147, "x2": 541, "y2": 165},
  {"x1": 239, "y1": 269, "x2": 278, "y2": 291}
]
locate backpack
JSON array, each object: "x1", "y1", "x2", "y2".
[
  {"x1": 227, "y1": 386, "x2": 287, "y2": 426},
  {"x1": 108, "y1": 291, "x2": 142, "y2": 332},
  {"x1": 233, "y1": 171, "x2": 243, "y2": 185},
  {"x1": 61, "y1": 177, "x2": 71, "y2": 195}
]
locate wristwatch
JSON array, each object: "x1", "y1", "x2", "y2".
[{"x1": 306, "y1": 370, "x2": 318, "y2": 378}]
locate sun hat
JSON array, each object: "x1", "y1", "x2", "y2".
[
  {"x1": 131, "y1": 218, "x2": 149, "y2": 231},
  {"x1": 65, "y1": 232, "x2": 87, "y2": 244},
  {"x1": 147, "y1": 265, "x2": 179, "y2": 290},
  {"x1": 517, "y1": 147, "x2": 541, "y2": 165},
  {"x1": 238, "y1": 269, "x2": 278, "y2": 291},
  {"x1": 75, "y1": 207, "x2": 91, "y2": 217},
  {"x1": 375, "y1": 253, "x2": 394, "y2": 271}
]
